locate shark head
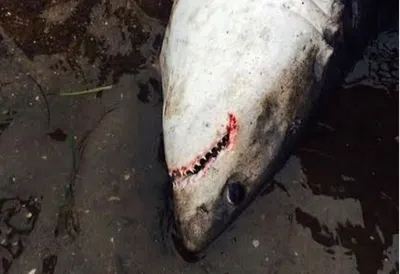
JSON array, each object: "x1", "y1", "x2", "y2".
[{"x1": 160, "y1": 0, "x2": 340, "y2": 255}]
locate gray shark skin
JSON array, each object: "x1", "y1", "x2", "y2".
[{"x1": 159, "y1": 0, "x2": 388, "y2": 259}]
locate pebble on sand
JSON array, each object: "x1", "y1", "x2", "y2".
[
  {"x1": 123, "y1": 173, "x2": 131, "y2": 180},
  {"x1": 252, "y1": 239, "x2": 260, "y2": 248}
]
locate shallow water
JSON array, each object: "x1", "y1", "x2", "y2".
[{"x1": 0, "y1": 1, "x2": 398, "y2": 274}]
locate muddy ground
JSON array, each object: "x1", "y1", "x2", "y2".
[{"x1": 0, "y1": 1, "x2": 398, "y2": 274}]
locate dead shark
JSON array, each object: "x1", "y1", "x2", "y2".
[{"x1": 159, "y1": 0, "x2": 386, "y2": 257}]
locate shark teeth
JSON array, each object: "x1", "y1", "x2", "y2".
[{"x1": 170, "y1": 132, "x2": 230, "y2": 179}]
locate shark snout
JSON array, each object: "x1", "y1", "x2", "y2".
[
  {"x1": 172, "y1": 180, "x2": 248, "y2": 255},
  {"x1": 172, "y1": 204, "x2": 217, "y2": 256}
]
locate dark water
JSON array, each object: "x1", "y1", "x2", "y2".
[{"x1": 0, "y1": 1, "x2": 398, "y2": 274}]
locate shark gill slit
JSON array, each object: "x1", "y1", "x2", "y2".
[{"x1": 169, "y1": 113, "x2": 238, "y2": 181}]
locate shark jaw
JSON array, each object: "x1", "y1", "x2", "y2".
[{"x1": 169, "y1": 113, "x2": 238, "y2": 190}]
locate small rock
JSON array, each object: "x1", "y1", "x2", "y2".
[
  {"x1": 108, "y1": 196, "x2": 121, "y2": 202},
  {"x1": 252, "y1": 239, "x2": 260, "y2": 248},
  {"x1": 123, "y1": 173, "x2": 131, "y2": 181},
  {"x1": 341, "y1": 175, "x2": 356, "y2": 182}
]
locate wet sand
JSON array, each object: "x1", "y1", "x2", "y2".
[{"x1": 0, "y1": 1, "x2": 398, "y2": 274}]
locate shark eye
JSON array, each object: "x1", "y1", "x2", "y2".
[{"x1": 226, "y1": 182, "x2": 246, "y2": 206}]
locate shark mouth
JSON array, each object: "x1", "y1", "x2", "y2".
[{"x1": 169, "y1": 113, "x2": 238, "y2": 189}]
